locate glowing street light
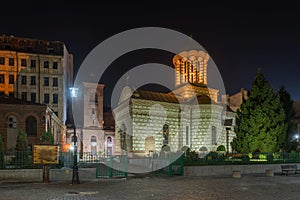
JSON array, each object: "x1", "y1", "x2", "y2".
[{"x1": 69, "y1": 86, "x2": 80, "y2": 184}]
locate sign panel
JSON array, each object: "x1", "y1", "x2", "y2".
[{"x1": 33, "y1": 145, "x2": 59, "y2": 165}]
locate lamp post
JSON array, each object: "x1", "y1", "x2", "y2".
[{"x1": 70, "y1": 87, "x2": 80, "y2": 184}]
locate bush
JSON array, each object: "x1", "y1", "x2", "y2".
[
  {"x1": 15, "y1": 130, "x2": 29, "y2": 167},
  {"x1": 267, "y1": 154, "x2": 274, "y2": 162},
  {"x1": 206, "y1": 151, "x2": 219, "y2": 161},
  {"x1": 242, "y1": 155, "x2": 250, "y2": 162},
  {"x1": 259, "y1": 154, "x2": 267, "y2": 160},
  {"x1": 216, "y1": 145, "x2": 226, "y2": 152}
]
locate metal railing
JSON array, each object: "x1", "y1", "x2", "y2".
[{"x1": 184, "y1": 152, "x2": 300, "y2": 166}]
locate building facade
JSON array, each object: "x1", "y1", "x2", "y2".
[
  {"x1": 0, "y1": 35, "x2": 73, "y2": 123},
  {"x1": 67, "y1": 82, "x2": 115, "y2": 157},
  {"x1": 114, "y1": 50, "x2": 236, "y2": 157},
  {"x1": 0, "y1": 95, "x2": 65, "y2": 151}
]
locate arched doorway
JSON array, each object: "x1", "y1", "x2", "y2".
[{"x1": 144, "y1": 136, "x2": 155, "y2": 155}]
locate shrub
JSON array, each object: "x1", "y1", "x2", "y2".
[
  {"x1": 267, "y1": 154, "x2": 274, "y2": 162},
  {"x1": 242, "y1": 155, "x2": 250, "y2": 162},
  {"x1": 41, "y1": 130, "x2": 54, "y2": 144},
  {"x1": 217, "y1": 145, "x2": 226, "y2": 152},
  {"x1": 206, "y1": 151, "x2": 218, "y2": 160},
  {"x1": 15, "y1": 130, "x2": 29, "y2": 167},
  {"x1": 259, "y1": 154, "x2": 267, "y2": 160}
]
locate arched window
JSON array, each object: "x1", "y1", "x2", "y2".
[
  {"x1": 91, "y1": 135, "x2": 97, "y2": 146},
  {"x1": 7, "y1": 115, "x2": 17, "y2": 128},
  {"x1": 26, "y1": 116, "x2": 37, "y2": 135},
  {"x1": 107, "y1": 136, "x2": 112, "y2": 143}
]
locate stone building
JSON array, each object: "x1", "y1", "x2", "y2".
[
  {"x1": 67, "y1": 83, "x2": 115, "y2": 157},
  {"x1": 0, "y1": 95, "x2": 65, "y2": 151},
  {"x1": 113, "y1": 50, "x2": 236, "y2": 157},
  {"x1": 222, "y1": 88, "x2": 248, "y2": 112},
  {"x1": 0, "y1": 35, "x2": 73, "y2": 123}
]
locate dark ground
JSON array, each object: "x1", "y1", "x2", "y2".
[{"x1": 1, "y1": 173, "x2": 300, "y2": 200}]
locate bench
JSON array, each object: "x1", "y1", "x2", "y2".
[{"x1": 281, "y1": 165, "x2": 300, "y2": 175}]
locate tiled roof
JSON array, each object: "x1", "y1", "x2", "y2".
[
  {"x1": 132, "y1": 90, "x2": 180, "y2": 103},
  {"x1": 131, "y1": 90, "x2": 219, "y2": 105}
]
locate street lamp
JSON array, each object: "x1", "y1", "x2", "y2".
[{"x1": 70, "y1": 87, "x2": 80, "y2": 184}]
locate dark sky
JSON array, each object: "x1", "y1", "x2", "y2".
[{"x1": 1, "y1": 1, "x2": 300, "y2": 105}]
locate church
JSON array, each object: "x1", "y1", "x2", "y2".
[{"x1": 113, "y1": 50, "x2": 236, "y2": 157}]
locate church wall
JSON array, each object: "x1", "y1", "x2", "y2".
[
  {"x1": 131, "y1": 99, "x2": 181, "y2": 155},
  {"x1": 81, "y1": 128, "x2": 105, "y2": 155}
]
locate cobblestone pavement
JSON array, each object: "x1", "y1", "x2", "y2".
[{"x1": 1, "y1": 174, "x2": 300, "y2": 200}]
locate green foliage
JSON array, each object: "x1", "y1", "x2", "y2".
[
  {"x1": 231, "y1": 70, "x2": 286, "y2": 152},
  {"x1": 15, "y1": 130, "x2": 29, "y2": 167},
  {"x1": 248, "y1": 152, "x2": 253, "y2": 159},
  {"x1": 266, "y1": 154, "x2": 274, "y2": 162},
  {"x1": 241, "y1": 155, "x2": 250, "y2": 162},
  {"x1": 216, "y1": 145, "x2": 226, "y2": 152},
  {"x1": 41, "y1": 130, "x2": 54, "y2": 144},
  {"x1": 206, "y1": 151, "x2": 219, "y2": 160},
  {"x1": 259, "y1": 154, "x2": 267, "y2": 160},
  {"x1": 0, "y1": 133, "x2": 4, "y2": 169},
  {"x1": 278, "y1": 86, "x2": 297, "y2": 152}
]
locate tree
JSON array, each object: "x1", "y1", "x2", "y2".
[
  {"x1": 15, "y1": 130, "x2": 29, "y2": 167},
  {"x1": 0, "y1": 133, "x2": 4, "y2": 169},
  {"x1": 231, "y1": 70, "x2": 286, "y2": 152},
  {"x1": 41, "y1": 130, "x2": 54, "y2": 144},
  {"x1": 278, "y1": 86, "x2": 297, "y2": 151}
]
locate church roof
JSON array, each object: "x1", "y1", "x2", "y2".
[
  {"x1": 131, "y1": 90, "x2": 180, "y2": 103},
  {"x1": 131, "y1": 90, "x2": 221, "y2": 106}
]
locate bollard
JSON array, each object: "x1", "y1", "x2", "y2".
[
  {"x1": 232, "y1": 170, "x2": 241, "y2": 178},
  {"x1": 265, "y1": 169, "x2": 274, "y2": 177}
]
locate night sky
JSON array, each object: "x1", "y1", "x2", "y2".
[{"x1": 1, "y1": 2, "x2": 300, "y2": 105}]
